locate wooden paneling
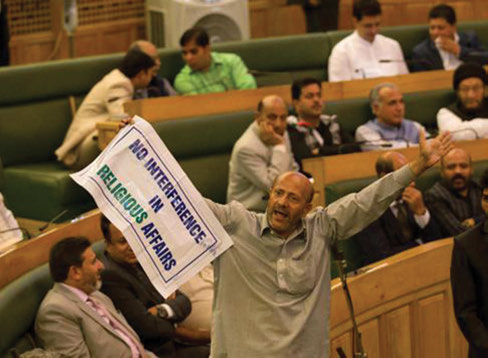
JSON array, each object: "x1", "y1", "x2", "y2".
[
  {"x1": 330, "y1": 331, "x2": 353, "y2": 358},
  {"x1": 249, "y1": 1, "x2": 307, "y2": 38},
  {"x1": 416, "y1": 294, "x2": 448, "y2": 358},
  {"x1": 384, "y1": 306, "x2": 412, "y2": 358},
  {"x1": 359, "y1": 319, "x2": 381, "y2": 358},
  {"x1": 329, "y1": 239, "x2": 469, "y2": 357}
]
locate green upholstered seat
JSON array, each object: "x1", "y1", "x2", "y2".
[
  {"x1": 3, "y1": 163, "x2": 94, "y2": 221},
  {"x1": 0, "y1": 264, "x2": 53, "y2": 358},
  {"x1": 153, "y1": 111, "x2": 254, "y2": 203}
]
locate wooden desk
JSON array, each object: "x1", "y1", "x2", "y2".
[
  {"x1": 97, "y1": 69, "x2": 455, "y2": 149},
  {"x1": 0, "y1": 209, "x2": 103, "y2": 289},
  {"x1": 303, "y1": 138, "x2": 488, "y2": 207},
  {"x1": 329, "y1": 238, "x2": 468, "y2": 357},
  {"x1": 123, "y1": 69, "x2": 453, "y2": 122}
]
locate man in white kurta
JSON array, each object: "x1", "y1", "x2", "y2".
[{"x1": 328, "y1": 0, "x2": 408, "y2": 82}]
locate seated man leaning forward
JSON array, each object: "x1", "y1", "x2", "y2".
[
  {"x1": 99, "y1": 215, "x2": 210, "y2": 358},
  {"x1": 353, "y1": 151, "x2": 442, "y2": 265},
  {"x1": 129, "y1": 40, "x2": 178, "y2": 99},
  {"x1": 327, "y1": 0, "x2": 408, "y2": 82},
  {"x1": 206, "y1": 130, "x2": 452, "y2": 357},
  {"x1": 35, "y1": 237, "x2": 156, "y2": 358},
  {"x1": 355, "y1": 82, "x2": 428, "y2": 151},
  {"x1": 227, "y1": 95, "x2": 298, "y2": 212},
  {"x1": 174, "y1": 27, "x2": 257, "y2": 95},
  {"x1": 55, "y1": 50, "x2": 156, "y2": 171},
  {"x1": 412, "y1": 4, "x2": 488, "y2": 72},
  {"x1": 437, "y1": 62, "x2": 488, "y2": 140}
]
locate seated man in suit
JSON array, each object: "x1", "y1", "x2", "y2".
[
  {"x1": 451, "y1": 168, "x2": 488, "y2": 358},
  {"x1": 425, "y1": 148, "x2": 484, "y2": 237},
  {"x1": 355, "y1": 83, "x2": 428, "y2": 151},
  {"x1": 353, "y1": 151, "x2": 442, "y2": 265},
  {"x1": 174, "y1": 27, "x2": 256, "y2": 94},
  {"x1": 55, "y1": 50, "x2": 156, "y2": 170},
  {"x1": 286, "y1": 77, "x2": 359, "y2": 170},
  {"x1": 227, "y1": 95, "x2": 298, "y2": 212},
  {"x1": 35, "y1": 236, "x2": 156, "y2": 358},
  {"x1": 328, "y1": 0, "x2": 408, "y2": 82},
  {"x1": 129, "y1": 40, "x2": 177, "y2": 99},
  {"x1": 100, "y1": 215, "x2": 210, "y2": 358},
  {"x1": 412, "y1": 4, "x2": 488, "y2": 72},
  {"x1": 437, "y1": 62, "x2": 488, "y2": 140}
]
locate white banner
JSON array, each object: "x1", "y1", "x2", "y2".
[{"x1": 71, "y1": 116, "x2": 233, "y2": 297}]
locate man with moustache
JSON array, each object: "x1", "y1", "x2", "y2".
[
  {"x1": 425, "y1": 148, "x2": 483, "y2": 236},
  {"x1": 35, "y1": 237, "x2": 156, "y2": 357},
  {"x1": 227, "y1": 95, "x2": 298, "y2": 212},
  {"x1": 353, "y1": 151, "x2": 441, "y2": 265},
  {"x1": 437, "y1": 62, "x2": 488, "y2": 140},
  {"x1": 450, "y1": 169, "x2": 488, "y2": 358},
  {"x1": 287, "y1": 78, "x2": 358, "y2": 170}
]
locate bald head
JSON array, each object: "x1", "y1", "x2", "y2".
[
  {"x1": 255, "y1": 95, "x2": 288, "y2": 136},
  {"x1": 267, "y1": 171, "x2": 314, "y2": 239},
  {"x1": 441, "y1": 148, "x2": 471, "y2": 168},
  {"x1": 257, "y1": 95, "x2": 287, "y2": 113},
  {"x1": 275, "y1": 171, "x2": 314, "y2": 203},
  {"x1": 130, "y1": 40, "x2": 160, "y2": 70},
  {"x1": 375, "y1": 151, "x2": 408, "y2": 177}
]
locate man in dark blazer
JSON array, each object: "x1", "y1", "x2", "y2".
[
  {"x1": 35, "y1": 237, "x2": 156, "y2": 358},
  {"x1": 411, "y1": 4, "x2": 488, "y2": 72},
  {"x1": 451, "y1": 169, "x2": 488, "y2": 357},
  {"x1": 100, "y1": 215, "x2": 209, "y2": 358},
  {"x1": 354, "y1": 151, "x2": 442, "y2": 265}
]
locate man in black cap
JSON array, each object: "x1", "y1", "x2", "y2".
[{"x1": 437, "y1": 62, "x2": 488, "y2": 141}]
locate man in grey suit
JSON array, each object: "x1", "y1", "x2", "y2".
[
  {"x1": 35, "y1": 237, "x2": 156, "y2": 358},
  {"x1": 227, "y1": 95, "x2": 298, "y2": 212}
]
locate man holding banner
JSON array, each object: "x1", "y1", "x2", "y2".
[
  {"x1": 72, "y1": 117, "x2": 451, "y2": 358},
  {"x1": 205, "y1": 131, "x2": 452, "y2": 357}
]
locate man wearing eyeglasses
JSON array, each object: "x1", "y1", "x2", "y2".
[{"x1": 437, "y1": 62, "x2": 488, "y2": 141}]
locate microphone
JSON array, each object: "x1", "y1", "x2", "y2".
[
  {"x1": 38, "y1": 209, "x2": 69, "y2": 234},
  {"x1": 379, "y1": 58, "x2": 436, "y2": 71},
  {"x1": 0, "y1": 226, "x2": 31, "y2": 240}
]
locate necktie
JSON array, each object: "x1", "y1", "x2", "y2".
[
  {"x1": 395, "y1": 202, "x2": 414, "y2": 244},
  {"x1": 86, "y1": 296, "x2": 146, "y2": 358}
]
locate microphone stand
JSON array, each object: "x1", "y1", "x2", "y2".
[{"x1": 333, "y1": 243, "x2": 367, "y2": 358}]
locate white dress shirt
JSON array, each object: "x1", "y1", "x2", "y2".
[
  {"x1": 437, "y1": 108, "x2": 488, "y2": 140},
  {"x1": 328, "y1": 31, "x2": 409, "y2": 82},
  {"x1": 0, "y1": 193, "x2": 22, "y2": 251},
  {"x1": 436, "y1": 33, "x2": 462, "y2": 70}
]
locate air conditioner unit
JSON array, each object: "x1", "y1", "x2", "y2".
[{"x1": 146, "y1": 0, "x2": 250, "y2": 49}]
